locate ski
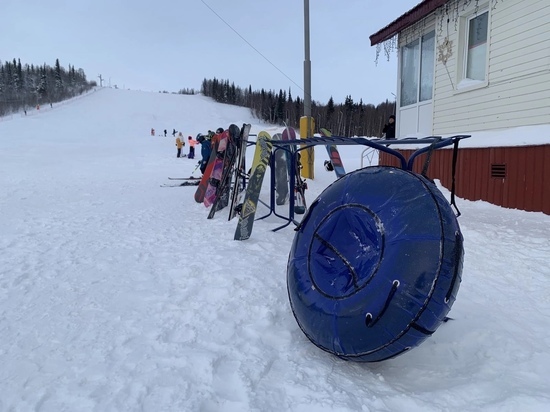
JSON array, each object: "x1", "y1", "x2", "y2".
[
  {"x1": 168, "y1": 176, "x2": 200, "y2": 180},
  {"x1": 161, "y1": 181, "x2": 200, "y2": 187},
  {"x1": 319, "y1": 128, "x2": 346, "y2": 178},
  {"x1": 234, "y1": 131, "x2": 273, "y2": 240},
  {"x1": 228, "y1": 124, "x2": 251, "y2": 221},
  {"x1": 207, "y1": 124, "x2": 241, "y2": 219},
  {"x1": 272, "y1": 132, "x2": 289, "y2": 205}
]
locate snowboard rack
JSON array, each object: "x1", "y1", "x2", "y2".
[{"x1": 258, "y1": 134, "x2": 470, "y2": 231}]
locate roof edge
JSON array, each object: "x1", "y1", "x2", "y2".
[{"x1": 369, "y1": 0, "x2": 448, "y2": 46}]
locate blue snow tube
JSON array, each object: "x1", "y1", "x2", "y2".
[{"x1": 287, "y1": 166, "x2": 463, "y2": 362}]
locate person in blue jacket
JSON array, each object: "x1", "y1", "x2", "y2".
[{"x1": 197, "y1": 133, "x2": 212, "y2": 174}]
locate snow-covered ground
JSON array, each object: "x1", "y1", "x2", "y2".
[{"x1": 1, "y1": 88, "x2": 549, "y2": 411}]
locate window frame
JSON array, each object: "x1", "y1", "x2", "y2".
[
  {"x1": 399, "y1": 29, "x2": 436, "y2": 108},
  {"x1": 455, "y1": 6, "x2": 491, "y2": 93}
]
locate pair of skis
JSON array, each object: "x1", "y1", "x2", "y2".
[{"x1": 160, "y1": 176, "x2": 200, "y2": 187}]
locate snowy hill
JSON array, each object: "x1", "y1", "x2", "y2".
[{"x1": 1, "y1": 88, "x2": 549, "y2": 411}]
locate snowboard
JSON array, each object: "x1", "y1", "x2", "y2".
[
  {"x1": 194, "y1": 132, "x2": 221, "y2": 203},
  {"x1": 207, "y1": 124, "x2": 241, "y2": 219},
  {"x1": 234, "y1": 131, "x2": 273, "y2": 240},
  {"x1": 319, "y1": 128, "x2": 346, "y2": 178},
  {"x1": 272, "y1": 133, "x2": 289, "y2": 205},
  {"x1": 282, "y1": 126, "x2": 306, "y2": 215},
  {"x1": 204, "y1": 129, "x2": 230, "y2": 207},
  {"x1": 228, "y1": 124, "x2": 251, "y2": 221}
]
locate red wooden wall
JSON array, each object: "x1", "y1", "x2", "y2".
[{"x1": 379, "y1": 145, "x2": 550, "y2": 215}]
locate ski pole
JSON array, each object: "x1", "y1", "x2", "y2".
[{"x1": 191, "y1": 161, "x2": 201, "y2": 176}]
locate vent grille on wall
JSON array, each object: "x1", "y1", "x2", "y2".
[{"x1": 491, "y1": 164, "x2": 506, "y2": 178}]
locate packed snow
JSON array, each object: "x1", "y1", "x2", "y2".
[{"x1": 1, "y1": 88, "x2": 549, "y2": 411}]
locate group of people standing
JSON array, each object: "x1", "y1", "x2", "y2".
[
  {"x1": 150, "y1": 126, "x2": 218, "y2": 162},
  {"x1": 175, "y1": 133, "x2": 198, "y2": 159}
]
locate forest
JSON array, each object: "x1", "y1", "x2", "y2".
[
  {"x1": 0, "y1": 58, "x2": 96, "y2": 116},
  {"x1": 199, "y1": 78, "x2": 396, "y2": 137}
]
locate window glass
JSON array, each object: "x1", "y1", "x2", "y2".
[
  {"x1": 420, "y1": 31, "x2": 435, "y2": 102},
  {"x1": 400, "y1": 39, "x2": 419, "y2": 106},
  {"x1": 466, "y1": 11, "x2": 488, "y2": 80}
]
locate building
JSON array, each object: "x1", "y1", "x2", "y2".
[{"x1": 370, "y1": 0, "x2": 550, "y2": 214}]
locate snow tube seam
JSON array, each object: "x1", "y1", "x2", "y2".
[{"x1": 306, "y1": 203, "x2": 385, "y2": 300}]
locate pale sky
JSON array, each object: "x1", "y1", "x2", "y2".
[{"x1": 1, "y1": 0, "x2": 420, "y2": 105}]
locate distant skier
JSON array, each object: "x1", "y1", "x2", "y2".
[
  {"x1": 164, "y1": 129, "x2": 167, "y2": 137},
  {"x1": 172, "y1": 128, "x2": 177, "y2": 137},
  {"x1": 150, "y1": 128, "x2": 155, "y2": 136}
]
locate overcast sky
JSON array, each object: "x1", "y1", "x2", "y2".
[{"x1": 1, "y1": 0, "x2": 420, "y2": 105}]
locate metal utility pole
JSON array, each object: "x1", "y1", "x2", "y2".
[
  {"x1": 304, "y1": 0, "x2": 311, "y2": 119},
  {"x1": 300, "y1": 0, "x2": 315, "y2": 179}
]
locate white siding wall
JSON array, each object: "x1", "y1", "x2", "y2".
[{"x1": 430, "y1": 0, "x2": 550, "y2": 134}]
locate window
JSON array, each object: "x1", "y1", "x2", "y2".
[
  {"x1": 420, "y1": 31, "x2": 435, "y2": 101},
  {"x1": 401, "y1": 39, "x2": 419, "y2": 106},
  {"x1": 400, "y1": 31, "x2": 435, "y2": 107},
  {"x1": 465, "y1": 11, "x2": 488, "y2": 81}
]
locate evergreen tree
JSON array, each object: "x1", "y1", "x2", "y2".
[
  {"x1": 54, "y1": 58, "x2": 63, "y2": 95},
  {"x1": 37, "y1": 66, "x2": 48, "y2": 101},
  {"x1": 276, "y1": 89, "x2": 285, "y2": 123},
  {"x1": 326, "y1": 96, "x2": 335, "y2": 130}
]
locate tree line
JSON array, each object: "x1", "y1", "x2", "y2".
[
  {"x1": 201, "y1": 78, "x2": 395, "y2": 137},
  {"x1": 0, "y1": 58, "x2": 96, "y2": 116}
]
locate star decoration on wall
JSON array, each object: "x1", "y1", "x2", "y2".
[{"x1": 437, "y1": 37, "x2": 453, "y2": 65}]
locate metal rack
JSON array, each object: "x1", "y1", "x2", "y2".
[{"x1": 256, "y1": 134, "x2": 470, "y2": 232}]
